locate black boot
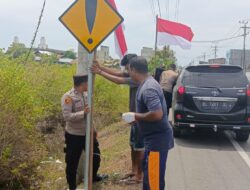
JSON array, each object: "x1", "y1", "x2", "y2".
[{"x1": 93, "y1": 174, "x2": 108, "y2": 183}]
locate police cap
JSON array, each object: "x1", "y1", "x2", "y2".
[{"x1": 73, "y1": 74, "x2": 88, "y2": 86}]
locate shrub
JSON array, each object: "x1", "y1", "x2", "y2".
[
  {"x1": 0, "y1": 53, "x2": 129, "y2": 189},
  {"x1": 94, "y1": 76, "x2": 129, "y2": 128}
]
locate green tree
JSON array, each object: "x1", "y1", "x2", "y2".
[
  {"x1": 0, "y1": 48, "x2": 4, "y2": 55},
  {"x1": 6, "y1": 43, "x2": 28, "y2": 59},
  {"x1": 148, "y1": 46, "x2": 176, "y2": 73},
  {"x1": 0, "y1": 50, "x2": 132, "y2": 188},
  {"x1": 63, "y1": 50, "x2": 76, "y2": 59},
  {"x1": 40, "y1": 53, "x2": 57, "y2": 64}
]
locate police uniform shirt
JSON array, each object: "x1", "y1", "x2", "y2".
[{"x1": 61, "y1": 88, "x2": 87, "y2": 136}]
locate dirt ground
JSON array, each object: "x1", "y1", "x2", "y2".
[
  {"x1": 39, "y1": 122, "x2": 142, "y2": 190},
  {"x1": 92, "y1": 122, "x2": 143, "y2": 190}
]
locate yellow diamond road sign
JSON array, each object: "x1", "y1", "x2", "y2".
[{"x1": 59, "y1": 0, "x2": 124, "y2": 53}]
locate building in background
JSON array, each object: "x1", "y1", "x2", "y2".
[
  {"x1": 97, "y1": 46, "x2": 111, "y2": 63},
  {"x1": 141, "y1": 47, "x2": 154, "y2": 62},
  {"x1": 58, "y1": 58, "x2": 75, "y2": 65},
  {"x1": 199, "y1": 61, "x2": 208, "y2": 64},
  {"x1": 6, "y1": 36, "x2": 27, "y2": 58},
  {"x1": 38, "y1": 37, "x2": 48, "y2": 50},
  {"x1": 227, "y1": 49, "x2": 250, "y2": 69},
  {"x1": 208, "y1": 58, "x2": 226, "y2": 65},
  {"x1": 10, "y1": 36, "x2": 23, "y2": 46},
  {"x1": 13, "y1": 36, "x2": 20, "y2": 44}
]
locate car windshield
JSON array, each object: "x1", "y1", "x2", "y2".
[{"x1": 182, "y1": 66, "x2": 249, "y2": 88}]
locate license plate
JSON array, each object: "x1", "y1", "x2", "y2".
[
  {"x1": 201, "y1": 101, "x2": 233, "y2": 111},
  {"x1": 201, "y1": 101, "x2": 219, "y2": 110}
]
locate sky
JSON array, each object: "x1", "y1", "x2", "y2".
[{"x1": 0, "y1": 0, "x2": 250, "y2": 66}]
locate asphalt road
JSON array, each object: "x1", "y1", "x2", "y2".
[
  {"x1": 78, "y1": 130, "x2": 250, "y2": 190},
  {"x1": 77, "y1": 112, "x2": 250, "y2": 190},
  {"x1": 165, "y1": 130, "x2": 250, "y2": 190}
]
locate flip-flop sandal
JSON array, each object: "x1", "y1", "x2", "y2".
[
  {"x1": 127, "y1": 176, "x2": 143, "y2": 182},
  {"x1": 119, "y1": 178, "x2": 131, "y2": 183},
  {"x1": 125, "y1": 179, "x2": 143, "y2": 185},
  {"x1": 121, "y1": 173, "x2": 135, "y2": 180},
  {"x1": 119, "y1": 177, "x2": 138, "y2": 183},
  {"x1": 119, "y1": 178, "x2": 141, "y2": 184}
]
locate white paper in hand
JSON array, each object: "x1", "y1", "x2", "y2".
[{"x1": 122, "y1": 112, "x2": 135, "y2": 123}]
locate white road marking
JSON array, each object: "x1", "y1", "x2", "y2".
[{"x1": 225, "y1": 131, "x2": 250, "y2": 169}]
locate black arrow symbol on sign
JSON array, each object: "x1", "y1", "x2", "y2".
[{"x1": 85, "y1": 0, "x2": 97, "y2": 44}]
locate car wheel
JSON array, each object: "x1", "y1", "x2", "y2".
[
  {"x1": 235, "y1": 131, "x2": 249, "y2": 142},
  {"x1": 173, "y1": 127, "x2": 182, "y2": 138}
]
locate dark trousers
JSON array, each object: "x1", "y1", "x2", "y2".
[
  {"x1": 143, "y1": 150, "x2": 168, "y2": 190},
  {"x1": 65, "y1": 132, "x2": 101, "y2": 190},
  {"x1": 163, "y1": 91, "x2": 173, "y2": 116}
]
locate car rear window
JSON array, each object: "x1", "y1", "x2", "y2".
[{"x1": 182, "y1": 66, "x2": 249, "y2": 88}]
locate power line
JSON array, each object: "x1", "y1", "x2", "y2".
[
  {"x1": 193, "y1": 24, "x2": 242, "y2": 44},
  {"x1": 175, "y1": 0, "x2": 177, "y2": 20},
  {"x1": 175, "y1": 0, "x2": 180, "y2": 21},
  {"x1": 25, "y1": 0, "x2": 47, "y2": 63},
  {"x1": 192, "y1": 34, "x2": 245, "y2": 44},
  {"x1": 218, "y1": 36, "x2": 242, "y2": 48},
  {"x1": 230, "y1": 28, "x2": 242, "y2": 38},
  {"x1": 190, "y1": 45, "x2": 221, "y2": 64},
  {"x1": 148, "y1": 0, "x2": 156, "y2": 19},
  {"x1": 165, "y1": 0, "x2": 170, "y2": 19},
  {"x1": 225, "y1": 26, "x2": 241, "y2": 38},
  {"x1": 151, "y1": 0, "x2": 157, "y2": 16},
  {"x1": 190, "y1": 33, "x2": 246, "y2": 63},
  {"x1": 151, "y1": 0, "x2": 156, "y2": 17}
]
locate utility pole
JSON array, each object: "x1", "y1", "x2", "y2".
[
  {"x1": 203, "y1": 53, "x2": 206, "y2": 61},
  {"x1": 212, "y1": 45, "x2": 218, "y2": 59},
  {"x1": 239, "y1": 20, "x2": 250, "y2": 72},
  {"x1": 190, "y1": 59, "x2": 194, "y2": 66}
]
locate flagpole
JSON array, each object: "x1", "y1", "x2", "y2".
[{"x1": 154, "y1": 15, "x2": 158, "y2": 57}]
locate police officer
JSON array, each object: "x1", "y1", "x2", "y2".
[{"x1": 61, "y1": 74, "x2": 106, "y2": 190}]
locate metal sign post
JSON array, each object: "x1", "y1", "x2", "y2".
[
  {"x1": 59, "y1": 1, "x2": 124, "y2": 189},
  {"x1": 76, "y1": 44, "x2": 90, "y2": 185},
  {"x1": 84, "y1": 50, "x2": 96, "y2": 190}
]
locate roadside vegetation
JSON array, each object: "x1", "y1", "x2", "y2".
[
  {"x1": 148, "y1": 46, "x2": 176, "y2": 73},
  {"x1": 0, "y1": 50, "x2": 128, "y2": 189},
  {"x1": 0, "y1": 45, "x2": 176, "y2": 189}
]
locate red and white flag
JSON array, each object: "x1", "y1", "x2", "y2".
[
  {"x1": 108, "y1": 0, "x2": 127, "y2": 58},
  {"x1": 157, "y1": 18, "x2": 194, "y2": 49}
]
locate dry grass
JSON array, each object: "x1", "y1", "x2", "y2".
[
  {"x1": 38, "y1": 122, "x2": 143, "y2": 190},
  {"x1": 94, "y1": 122, "x2": 142, "y2": 190}
]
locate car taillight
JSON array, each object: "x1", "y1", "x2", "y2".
[
  {"x1": 176, "y1": 114, "x2": 183, "y2": 120},
  {"x1": 178, "y1": 86, "x2": 185, "y2": 95},
  {"x1": 247, "y1": 85, "x2": 250, "y2": 97},
  {"x1": 209, "y1": 65, "x2": 221, "y2": 68},
  {"x1": 247, "y1": 117, "x2": 250, "y2": 123}
]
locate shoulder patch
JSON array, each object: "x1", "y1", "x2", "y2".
[{"x1": 64, "y1": 96, "x2": 72, "y2": 105}]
